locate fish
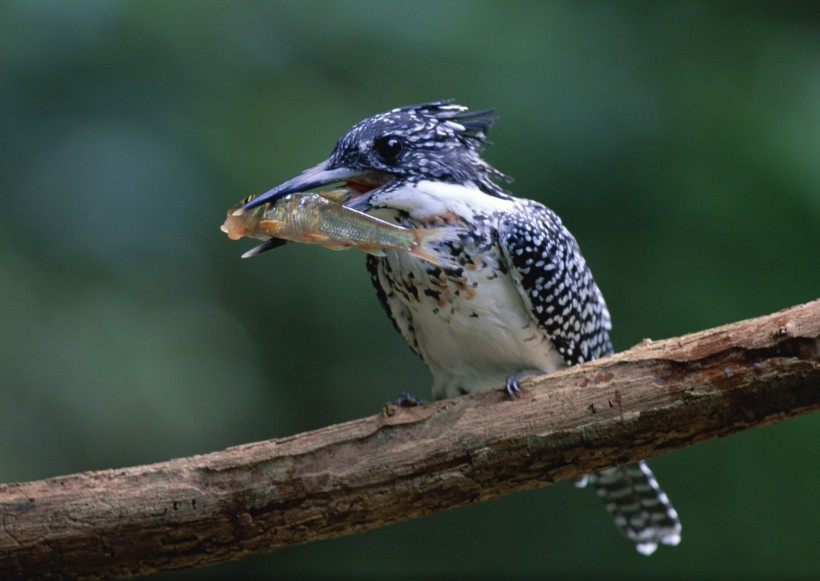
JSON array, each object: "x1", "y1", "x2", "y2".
[
  {"x1": 221, "y1": 189, "x2": 350, "y2": 243},
  {"x1": 221, "y1": 190, "x2": 459, "y2": 267}
]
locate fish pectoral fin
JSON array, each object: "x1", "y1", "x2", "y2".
[
  {"x1": 301, "y1": 231, "x2": 333, "y2": 243},
  {"x1": 258, "y1": 220, "x2": 333, "y2": 244},
  {"x1": 259, "y1": 219, "x2": 284, "y2": 230}
]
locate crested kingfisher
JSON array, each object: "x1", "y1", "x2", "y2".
[{"x1": 240, "y1": 100, "x2": 682, "y2": 555}]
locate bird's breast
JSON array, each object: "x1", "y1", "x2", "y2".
[{"x1": 376, "y1": 225, "x2": 565, "y2": 398}]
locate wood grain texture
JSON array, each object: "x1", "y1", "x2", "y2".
[{"x1": 2, "y1": 299, "x2": 818, "y2": 579}]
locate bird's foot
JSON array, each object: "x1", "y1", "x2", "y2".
[
  {"x1": 504, "y1": 375, "x2": 523, "y2": 398},
  {"x1": 504, "y1": 370, "x2": 542, "y2": 398},
  {"x1": 394, "y1": 392, "x2": 427, "y2": 407}
]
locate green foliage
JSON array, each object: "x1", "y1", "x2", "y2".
[{"x1": 1, "y1": 1, "x2": 817, "y2": 577}]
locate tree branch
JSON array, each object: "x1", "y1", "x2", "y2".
[{"x1": 2, "y1": 299, "x2": 819, "y2": 579}]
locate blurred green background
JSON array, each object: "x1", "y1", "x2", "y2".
[{"x1": 2, "y1": 1, "x2": 818, "y2": 578}]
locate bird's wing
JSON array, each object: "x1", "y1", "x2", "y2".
[
  {"x1": 497, "y1": 200, "x2": 613, "y2": 366},
  {"x1": 365, "y1": 254, "x2": 423, "y2": 359}
]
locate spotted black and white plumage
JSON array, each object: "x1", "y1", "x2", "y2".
[
  {"x1": 577, "y1": 461, "x2": 681, "y2": 555},
  {"x1": 243, "y1": 100, "x2": 681, "y2": 554}
]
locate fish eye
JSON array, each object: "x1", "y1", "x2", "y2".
[{"x1": 373, "y1": 135, "x2": 403, "y2": 163}]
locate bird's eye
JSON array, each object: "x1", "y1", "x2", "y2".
[{"x1": 373, "y1": 135, "x2": 403, "y2": 163}]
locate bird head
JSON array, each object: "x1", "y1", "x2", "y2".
[{"x1": 237, "y1": 100, "x2": 510, "y2": 215}]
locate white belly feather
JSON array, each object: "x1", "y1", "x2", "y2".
[
  {"x1": 383, "y1": 250, "x2": 566, "y2": 400},
  {"x1": 368, "y1": 180, "x2": 566, "y2": 399}
]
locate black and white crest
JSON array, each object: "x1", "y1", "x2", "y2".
[{"x1": 327, "y1": 100, "x2": 511, "y2": 196}]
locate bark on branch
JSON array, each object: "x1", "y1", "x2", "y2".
[{"x1": 2, "y1": 300, "x2": 819, "y2": 579}]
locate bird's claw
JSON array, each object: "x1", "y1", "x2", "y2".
[
  {"x1": 504, "y1": 375, "x2": 523, "y2": 398},
  {"x1": 394, "y1": 392, "x2": 427, "y2": 407}
]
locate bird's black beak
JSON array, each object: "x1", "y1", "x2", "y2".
[
  {"x1": 232, "y1": 158, "x2": 391, "y2": 257},
  {"x1": 235, "y1": 159, "x2": 365, "y2": 215}
]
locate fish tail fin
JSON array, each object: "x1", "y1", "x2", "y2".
[{"x1": 410, "y1": 227, "x2": 461, "y2": 269}]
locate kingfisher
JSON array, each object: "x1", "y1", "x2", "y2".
[{"x1": 239, "y1": 100, "x2": 682, "y2": 555}]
